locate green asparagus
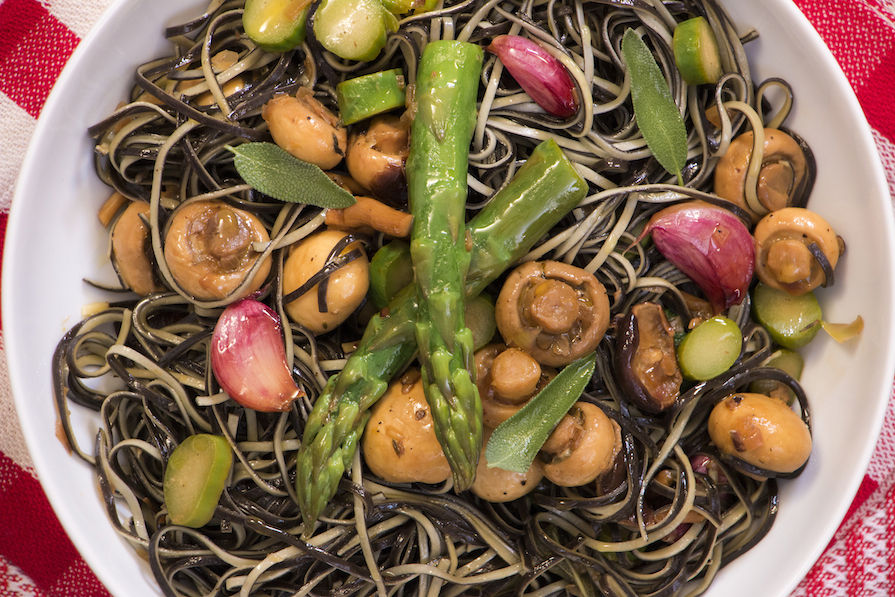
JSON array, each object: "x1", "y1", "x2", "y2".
[
  {"x1": 295, "y1": 139, "x2": 587, "y2": 529},
  {"x1": 406, "y1": 40, "x2": 484, "y2": 491}
]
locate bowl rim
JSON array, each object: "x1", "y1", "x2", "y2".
[{"x1": 4, "y1": 0, "x2": 894, "y2": 595}]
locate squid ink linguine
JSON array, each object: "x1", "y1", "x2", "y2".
[{"x1": 52, "y1": 0, "x2": 838, "y2": 595}]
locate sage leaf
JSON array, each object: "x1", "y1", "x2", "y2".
[
  {"x1": 227, "y1": 142, "x2": 356, "y2": 209},
  {"x1": 622, "y1": 28, "x2": 688, "y2": 185},
  {"x1": 484, "y1": 351, "x2": 596, "y2": 473}
]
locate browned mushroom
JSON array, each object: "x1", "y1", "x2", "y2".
[
  {"x1": 346, "y1": 114, "x2": 409, "y2": 206},
  {"x1": 474, "y1": 344, "x2": 556, "y2": 428},
  {"x1": 538, "y1": 401, "x2": 621, "y2": 487},
  {"x1": 110, "y1": 201, "x2": 166, "y2": 296},
  {"x1": 714, "y1": 128, "x2": 809, "y2": 223},
  {"x1": 495, "y1": 260, "x2": 610, "y2": 367},
  {"x1": 164, "y1": 200, "x2": 271, "y2": 301},
  {"x1": 362, "y1": 369, "x2": 452, "y2": 484},
  {"x1": 708, "y1": 392, "x2": 811, "y2": 474},
  {"x1": 282, "y1": 229, "x2": 370, "y2": 334},
  {"x1": 615, "y1": 302, "x2": 683, "y2": 413},
  {"x1": 753, "y1": 207, "x2": 843, "y2": 295},
  {"x1": 470, "y1": 427, "x2": 543, "y2": 502},
  {"x1": 262, "y1": 87, "x2": 347, "y2": 170}
]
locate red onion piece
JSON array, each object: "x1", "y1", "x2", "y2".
[
  {"x1": 486, "y1": 35, "x2": 578, "y2": 118},
  {"x1": 642, "y1": 201, "x2": 755, "y2": 314},
  {"x1": 211, "y1": 299, "x2": 305, "y2": 412}
]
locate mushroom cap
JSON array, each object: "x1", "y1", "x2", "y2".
[
  {"x1": 110, "y1": 201, "x2": 166, "y2": 296},
  {"x1": 283, "y1": 229, "x2": 370, "y2": 334},
  {"x1": 714, "y1": 128, "x2": 808, "y2": 223},
  {"x1": 470, "y1": 427, "x2": 543, "y2": 502},
  {"x1": 708, "y1": 392, "x2": 812, "y2": 474},
  {"x1": 475, "y1": 344, "x2": 556, "y2": 428},
  {"x1": 346, "y1": 115, "x2": 409, "y2": 204},
  {"x1": 495, "y1": 260, "x2": 610, "y2": 367},
  {"x1": 262, "y1": 88, "x2": 347, "y2": 170},
  {"x1": 753, "y1": 207, "x2": 840, "y2": 295},
  {"x1": 539, "y1": 401, "x2": 621, "y2": 487},
  {"x1": 163, "y1": 200, "x2": 271, "y2": 301},
  {"x1": 362, "y1": 369, "x2": 452, "y2": 484}
]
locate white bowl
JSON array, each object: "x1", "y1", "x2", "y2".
[{"x1": 4, "y1": 0, "x2": 893, "y2": 595}]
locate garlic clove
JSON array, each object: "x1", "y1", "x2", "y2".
[
  {"x1": 211, "y1": 299, "x2": 305, "y2": 412},
  {"x1": 642, "y1": 201, "x2": 755, "y2": 314},
  {"x1": 486, "y1": 35, "x2": 578, "y2": 118}
]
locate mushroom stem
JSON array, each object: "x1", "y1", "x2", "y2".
[{"x1": 325, "y1": 196, "x2": 413, "y2": 238}]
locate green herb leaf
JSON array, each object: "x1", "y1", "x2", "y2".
[
  {"x1": 227, "y1": 142, "x2": 356, "y2": 209},
  {"x1": 483, "y1": 351, "x2": 596, "y2": 473},
  {"x1": 621, "y1": 28, "x2": 688, "y2": 185}
]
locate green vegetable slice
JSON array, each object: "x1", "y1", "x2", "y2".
[
  {"x1": 227, "y1": 142, "x2": 356, "y2": 208},
  {"x1": 369, "y1": 240, "x2": 414, "y2": 310},
  {"x1": 621, "y1": 28, "x2": 688, "y2": 185},
  {"x1": 672, "y1": 16, "x2": 722, "y2": 85},
  {"x1": 466, "y1": 293, "x2": 496, "y2": 351},
  {"x1": 484, "y1": 352, "x2": 596, "y2": 474},
  {"x1": 312, "y1": 0, "x2": 398, "y2": 62},
  {"x1": 163, "y1": 434, "x2": 233, "y2": 528},
  {"x1": 242, "y1": 0, "x2": 309, "y2": 52},
  {"x1": 336, "y1": 69, "x2": 407, "y2": 125},
  {"x1": 749, "y1": 348, "x2": 804, "y2": 404},
  {"x1": 752, "y1": 282, "x2": 822, "y2": 349},
  {"x1": 379, "y1": 0, "x2": 436, "y2": 14},
  {"x1": 677, "y1": 316, "x2": 742, "y2": 381}
]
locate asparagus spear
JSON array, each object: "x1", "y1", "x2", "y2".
[
  {"x1": 406, "y1": 40, "x2": 485, "y2": 491},
  {"x1": 295, "y1": 139, "x2": 587, "y2": 529}
]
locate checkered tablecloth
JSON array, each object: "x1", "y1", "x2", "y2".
[{"x1": 0, "y1": 0, "x2": 893, "y2": 594}]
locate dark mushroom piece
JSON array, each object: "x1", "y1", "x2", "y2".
[
  {"x1": 753, "y1": 207, "x2": 843, "y2": 295},
  {"x1": 474, "y1": 344, "x2": 556, "y2": 428},
  {"x1": 714, "y1": 128, "x2": 809, "y2": 223},
  {"x1": 495, "y1": 260, "x2": 610, "y2": 367},
  {"x1": 346, "y1": 114, "x2": 409, "y2": 206},
  {"x1": 708, "y1": 392, "x2": 811, "y2": 474},
  {"x1": 110, "y1": 201, "x2": 166, "y2": 296},
  {"x1": 615, "y1": 302, "x2": 683, "y2": 413},
  {"x1": 164, "y1": 199, "x2": 271, "y2": 301},
  {"x1": 538, "y1": 401, "x2": 621, "y2": 487}
]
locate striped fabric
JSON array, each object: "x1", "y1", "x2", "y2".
[{"x1": 0, "y1": 0, "x2": 893, "y2": 595}]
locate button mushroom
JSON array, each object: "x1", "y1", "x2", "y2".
[
  {"x1": 471, "y1": 427, "x2": 543, "y2": 502},
  {"x1": 362, "y1": 369, "x2": 452, "y2": 484},
  {"x1": 110, "y1": 201, "x2": 166, "y2": 296},
  {"x1": 282, "y1": 229, "x2": 370, "y2": 334},
  {"x1": 346, "y1": 114, "x2": 409, "y2": 206},
  {"x1": 164, "y1": 200, "x2": 271, "y2": 301},
  {"x1": 538, "y1": 401, "x2": 622, "y2": 487},
  {"x1": 262, "y1": 87, "x2": 347, "y2": 170},
  {"x1": 615, "y1": 302, "x2": 682, "y2": 413},
  {"x1": 708, "y1": 392, "x2": 811, "y2": 474},
  {"x1": 753, "y1": 207, "x2": 843, "y2": 295},
  {"x1": 474, "y1": 344, "x2": 556, "y2": 428},
  {"x1": 495, "y1": 260, "x2": 610, "y2": 367},
  {"x1": 714, "y1": 128, "x2": 809, "y2": 223}
]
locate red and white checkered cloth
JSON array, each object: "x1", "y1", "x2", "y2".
[{"x1": 0, "y1": 0, "x2": 893, "y2": 595}]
